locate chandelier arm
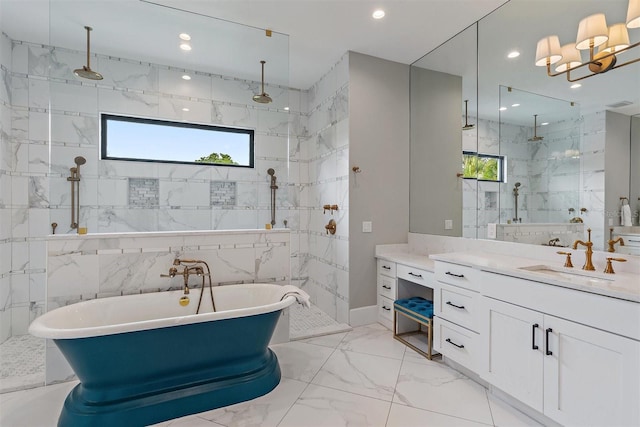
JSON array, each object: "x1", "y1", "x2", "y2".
[{"x1": 545, "y1": 39, "x2": 640, "y2": 82}]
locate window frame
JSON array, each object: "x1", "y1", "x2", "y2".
[
  {"x1": 100, "y1": 113, "x2": 255, "y2": 168},
  {"x1": 462, "y1": 151, "x2": 505, "y2": 182}
]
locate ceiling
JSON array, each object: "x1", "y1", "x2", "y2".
[{"x1": 0, "y1": 0, "x2": 508, "y2": 90}]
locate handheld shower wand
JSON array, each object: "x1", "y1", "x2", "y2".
[
  {"x1": 67, "y1": 157, "x2": 87, "y2": 229},
  {"x1": 513, "y1": 182, "x2": 521, "y2": 223}
]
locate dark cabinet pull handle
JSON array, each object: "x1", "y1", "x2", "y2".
[
  {"x1": 382, "y1": 265, "x2": 391, "y2": 270},
  {"x1": 382, "y1": 285, "x2": 391, "y2": 290},
  {"x1": 408, "y1": 272, "x2": 423, "y2": 278},
  {"x1": 446, "y1": 301, "x2": 465, "y2": 310},
  {"x1": 446, "y1": 338, "x2": 465, "y2": 349},
  {"x1": 445, "y1": 271, "x2": 465, "y2": 278},
  {"x1": 532, "y1": 323, "x2": 539, "y2": 350},
  {"x1": 545, "y1": 328, "x2": 553, "y2": 355},
  {"x1": 382, "y1": 306, "x2": 391, "y2": 311}
]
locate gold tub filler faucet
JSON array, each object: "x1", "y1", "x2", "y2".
[{"x1": 161, "y1": 258, "x2": 216, "y2": 313}]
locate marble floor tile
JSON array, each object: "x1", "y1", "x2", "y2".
[
  {"x1": 312, "y1": 348, "x2": 402, "y2": 401},
  {"x1": 393, "y1": 360, "x2": 494, "y2": 425},
  {"x1": 0, "y1": 380, "x2": 77, "y2": 427},
  {"x1": 487, "y1": 393, "x2": 543, "y2": 427},
  {"x1": 150, "y1": 415, "x2": 225, "y2": 426},
  {"x1": 386, "y1": 403, "x2": 492, "y2": 427},
  {"x1": 270, "y1": 341, "x2": 335, "y2": 382},
  {"x1": 197, "y1": 378, "x2": 308, "y2": 427},
  {"x1": 299, "y1": 331, "x2": 348, "y2": 348},
  {"x1": 278, "y1": 384, "x2": 391, "y2": 427},
  {"x1": 338, "y1": 323, "x2": 407, "y2": 360}
]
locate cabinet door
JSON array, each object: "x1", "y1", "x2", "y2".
[
  {"x1": 482, "y1": 297, "x2": 544, "y2": 412},
  {"x1": 543, "y1": 315, "x2": 640, "y2": 426}
]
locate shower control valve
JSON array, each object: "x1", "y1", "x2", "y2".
[{"x1": 325, "y1": 219, "x2": 337, "y2": 235}]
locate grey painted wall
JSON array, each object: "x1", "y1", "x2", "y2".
[
  {"x1": 605, "y1": 111, "x2": 631, "y2": 235},
  {"x1": 409, "y1": 67, "x2": 462, "y2": 236},
  {"x1": 348, "y1": 52, "x2": 410, "y2": 310}
]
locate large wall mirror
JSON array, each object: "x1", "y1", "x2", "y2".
[{"x1": 410, "y1": 0, "x2": 640, "y2": 251}]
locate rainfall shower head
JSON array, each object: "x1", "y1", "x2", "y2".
[
  {"x1": 252, "y1": 60, "x2": 272, "y2": 104},
  {"x1": 462, "y1": 100, "x2": 475, "y2": 131},
  {"x1": 73, "y1": 26, "x2": 103, "y2": 81},
  {"x1": 528, "y1": 114, "x2": 544, "y2": 142}
]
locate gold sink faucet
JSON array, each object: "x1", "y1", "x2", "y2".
[
  {"x1": 607, "y1": 227, "x2": 625, "y2": 253},
  {"x1": 572, "y1": 228, "x2": 595, "y2": 271}
]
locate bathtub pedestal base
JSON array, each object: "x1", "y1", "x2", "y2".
[{"x1": 58, "y1": 349, "x2": 281, "y2": 427}]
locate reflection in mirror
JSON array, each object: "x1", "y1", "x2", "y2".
[
  {"x1": 410, "y1": 23, "x2": 478, "y2": 237},
  {"x1": 488, "y1": 86, "x2": 583, "y2": 247},
  {"x1": 410, "y1": 0, "x2": 639, "y2": 252}
]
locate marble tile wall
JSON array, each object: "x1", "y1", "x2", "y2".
[
  {"x1": 1, "y1": 34, "x2": 304, "y2": 345},
  {"x1": 297, "y1": 53, "x2": 350, "y2": 324},
  {"x1": 45, "y1": 229, "x2": 291, "y2": 384},
  {"x1": 580, "y1": 111, "x2": 606, "y2": 246},
  {"x1": 467, "y1": 116, "x2": 587, "y2": 241}
]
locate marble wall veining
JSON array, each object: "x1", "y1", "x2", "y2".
[
  {"x1": 1, "y1": 31, "x2": 13, "y2": 342},
  {"x1": 467, "y1": 114, "x2": 591, "y2": 243},
  {"x1": 295, "y1": 54, "x2": 350, "y2": 324}
]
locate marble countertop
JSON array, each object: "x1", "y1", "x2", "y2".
[
  {"x1": 431, "y1": 252, "x2": 639, "y2": 303},
  {"x1": 375, "y1": 245, "x2": 639, "y2": 303}
]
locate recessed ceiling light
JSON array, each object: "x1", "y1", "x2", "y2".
[
  {"x1": 511, "y1": 103, "x2": 520, "y2": 107},
  {"x1": 182, "y1": 74, "x2": 191, "y2": 80},
  {"x1": 372, "y1": 9, "x2": 385, "y2": 19},
  {"x1": 541, "y1": 122, "x2": 549, "y2": 126},
  {"x1": 179, "y1": 33, "x2": 191, "y2": 41},
  {"x1": 507, "y1": 51, "x2": 520, "y2": 59},
  {"x1": 570, "y1": 83, "x2": 582, "y2": 89},
  {"x1": 180, "y1": 43, "x2": 192, "y2": 51},
  {"x1": 182, "y1": 107, "x2": 190, "y2": 112},
  {"x1": 284, "y1": 107, "x2": 290, "y2": 111},
  {"x1": 499, "y1": 107, "x2": 507, "y2": 111}
]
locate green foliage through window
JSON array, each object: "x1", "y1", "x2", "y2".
[
  {"x1": 196, "y1": 152, "x2": 238, "y2": 165},
  {"x1": 462, "y1": 152, "x2": 503, "y2": 182}
]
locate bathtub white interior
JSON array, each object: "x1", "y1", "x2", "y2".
[{"x1": 28, "y1": 284, "x2": 296, "y2": 339}]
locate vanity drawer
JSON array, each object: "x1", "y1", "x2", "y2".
[
  {"x1": 434, "y1": 261, "x2": 480, "y2": 291},
  {"x1": 436, "y1": 283, "x2": 479, "y2": 332},
  {"x1": 434, "y1": 317, "x2": 478, "y2": 371},
  {"x1": 377, "y1": 259, "x2": 396, "y2": 277},
  {"x1": 378, "y1": 275, "x2": 396, "y2": 299},
  {"x1": 378, "y1": 295, "x2": 394, "y2": 322},
  {"x1": 397, "y1": 264, "x2": 433, "y2": 286}
]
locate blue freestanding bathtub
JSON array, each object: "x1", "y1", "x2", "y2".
[{"x1": 29, "y1": 283, "x2": 305, "y2": 426}]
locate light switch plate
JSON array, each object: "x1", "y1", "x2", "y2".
[
  {"x1": 444, "y1": 219, "x2": 453, "y2": 230},
  {"x1": 362, "y1": 221, "x2": 372, "y2": 233}
]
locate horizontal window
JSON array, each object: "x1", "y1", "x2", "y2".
[
  {"x1": 101, "y1": 114, "x2": 254, "y2": 168},
  {"x1": 462, "y1": 152, "x2": 504, "y2": 182}
]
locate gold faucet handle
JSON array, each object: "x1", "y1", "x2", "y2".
[
  {"x1": 557, "y1": 251, "x2": 573, "y2": 268},
  {"x1": 604, "y1": 257, "x2": 627, "y2": 274}
]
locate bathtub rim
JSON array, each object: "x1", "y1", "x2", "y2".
[{"x1": 29, "y1": 283, "x2": 296, "y2": 340}]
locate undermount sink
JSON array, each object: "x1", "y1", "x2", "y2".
[{"x1": 518, "y1": 264, "x2": 615, "y2": 284}]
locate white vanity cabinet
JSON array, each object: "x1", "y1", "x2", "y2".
[
  {"x1": 433, "y1": 261, "x2": 481, "y2": 371},
  {"x1": 481, "y1": 273, "x2": 640, "y2": 427},
  {"x1": 376, "y1": 259, "x2": 396, "y2": 330}
]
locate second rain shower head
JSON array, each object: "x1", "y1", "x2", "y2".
[
  {"x1": 252, "y1": 61, "x2": 273, "y2": 104},
  {"x1": 528, "y1": 114, "x2": 544, "y2": 142},
  {"x1": 74, "y1": 26, "x2": 103, "y2": 81}
]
